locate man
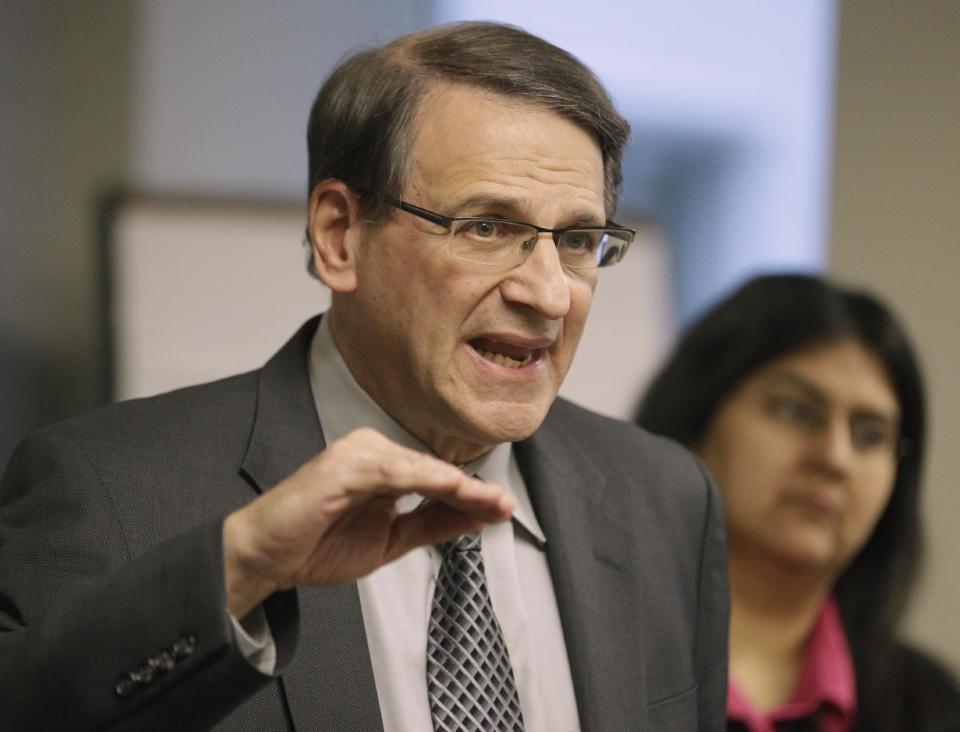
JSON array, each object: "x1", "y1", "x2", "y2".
[{"x1": 0, "y1": 22, "x2": 727, "y2": 731}]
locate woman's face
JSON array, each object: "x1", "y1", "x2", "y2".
[{"x1": 699, "y1": 338, "x2": 900, "y2": 576}]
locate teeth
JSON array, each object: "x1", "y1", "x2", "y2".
[{"x1": 476, "y1": 348, "x2": 534, "y2": 368}]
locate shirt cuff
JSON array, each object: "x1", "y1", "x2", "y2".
[{"x1": 228, "y1": 605, "x2": 277, "y2": 675}]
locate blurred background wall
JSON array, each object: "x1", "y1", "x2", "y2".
[
  {"x1": 1, "y1": 0, "x2": 957, "y2": 669},
  {"x1": 1, "y1": 2, "x2": 133, "y2": 462},
  {"x1": 829, "y1": 0, "x2": 960, "y2": 674}
]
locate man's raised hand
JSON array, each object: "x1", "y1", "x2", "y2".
[{"x1": 222, "y1": 428, "x2": 514, "y2": 618}]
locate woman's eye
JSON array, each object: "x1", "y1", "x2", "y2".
[
  {"x1": 851, "y1": 421, "x2": 896, "y2": 452},
  {"x1": 853, "y1": 428, "x2": 884, "y2": 449},
  {"x1": 768, "y1": 396, "x2": 816, "y2": 425}
]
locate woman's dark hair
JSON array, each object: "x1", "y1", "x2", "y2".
[{"x1": 636, "y1": 273, "x2": 927, "y2": 728}]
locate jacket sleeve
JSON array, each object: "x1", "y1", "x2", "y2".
[
  {"x1": 0, "y1": 429, "x2": 297, "y2": 731},
  {"x1": 693, "y1": 462, "x2": 730, "y2": 731}
]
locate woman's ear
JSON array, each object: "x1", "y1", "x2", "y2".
[{"x1": 307, "y1": 180, "x2": 363, "y2": 293}]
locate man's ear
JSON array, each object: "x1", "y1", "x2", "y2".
[{"x1": 307, "y1": 179, "x2": 363, "y2": 293}]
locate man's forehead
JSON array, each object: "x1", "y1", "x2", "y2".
[
  {"x1": 402, "y1": 83, "x2": 605, "y2": 213},
  {"x1": 408, "y1": 81, "x2": 600, "y2": 161}
]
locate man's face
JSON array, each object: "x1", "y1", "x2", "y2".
[{"x1": 333, "y1": 84, "x2": 605, "y2": 463}]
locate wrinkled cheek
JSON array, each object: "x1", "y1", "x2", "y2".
[{"x1": 554, "y1": 320, "x2": 587, "y2": 376}]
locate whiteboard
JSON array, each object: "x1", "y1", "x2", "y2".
[{"x1": 105, "y1": 194, "x2": 329, "y2": 401}]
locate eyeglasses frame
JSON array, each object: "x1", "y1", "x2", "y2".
[{"x1": 384, "y1": 197, "x2": 636, "y2": 269}]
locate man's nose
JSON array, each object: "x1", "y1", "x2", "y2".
[{"x1": 498, "y1": 234, "x2": 572, "y2": 319}]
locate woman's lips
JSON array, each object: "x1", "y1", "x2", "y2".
[{"x1": 783, "y1": 488, "x2": 843, "y2": 521}]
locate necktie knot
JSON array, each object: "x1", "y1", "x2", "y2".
[{"x1": 442, "y1": 533, "x2": 480, "y2": 555}]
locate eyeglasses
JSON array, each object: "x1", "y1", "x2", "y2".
[{"x1": 386, "y1": 198, "x2": 635, "y2": 273}]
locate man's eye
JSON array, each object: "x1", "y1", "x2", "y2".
[
  {"x1": 561, "y1": 231, "x2": 598, "y2": 252},
  {"x1": 459, "y1": 220, "x2": 501, "y2": 239}
]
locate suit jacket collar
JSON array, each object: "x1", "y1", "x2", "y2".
[
  {"x1": 516, "y1": 406, "x2": 647, "y2": 731},
  {"x1": 239, "y1": 315, "x2": 384, "y2": 732},
  {"x1": 240, "y1": 316, "x2": 325, "y2": 494}
]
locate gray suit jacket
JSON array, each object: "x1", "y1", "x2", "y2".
[{"x1": 0, "y1": 317, "x2": 728, "y2": 731}]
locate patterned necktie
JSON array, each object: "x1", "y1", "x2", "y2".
[{"x1": 426, "y1": 533, "x2": 524, "y2": 731}]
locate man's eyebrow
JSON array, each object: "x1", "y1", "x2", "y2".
[
  {"x1": 449, "y1": 196, "x2": 606, "y2": 226},
  {"x1": 564, "y1": 210, "x2": 608, "y2": 227},
  {"x1": 448, "y1": 195, "x2": 533, "y2": 218}
]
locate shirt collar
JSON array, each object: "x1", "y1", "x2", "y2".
[
  {"x1": 307, "y1": 314, "x2": 546, "y2": 544},
  {"x1": 791, "y1": 596, "x2": 857, "y2": 716}
]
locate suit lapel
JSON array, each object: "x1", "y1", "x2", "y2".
[
  {"x1": 239, "y1": 316, "x2": 384, "y2": 732},
  {"x1": 516, "y1": 407, "x2": 647, "y2": 731}
]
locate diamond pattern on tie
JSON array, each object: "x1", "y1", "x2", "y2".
[{"x1": 427, "y1": 533, "x2": 524, "y2": 731}]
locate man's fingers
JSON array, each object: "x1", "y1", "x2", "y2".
[
  {"x1": 420, "y1": 475, "x2": 516, "y2": 519},
  {"x1": 321, "y1": 433, "x2": 515, "y2": 518},
  {"x1": 235, "y1": 428, "x2": 518, "y2": 594},
  {"x1": 371, "y1": 466, "x2": 515, "y2": 522},
  {"x1": 385, "y1": 488, "x2": 515, "y2": 563},
  {"x1": 325, "y1": 433, "x2": 464, "y2": 494},
  {"x1": 385, "y1": 502, "x2": 483, "y2": 561}
]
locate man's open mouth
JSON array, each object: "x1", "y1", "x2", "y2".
[{"x1": 469, "y1": 338, "x2": 539, "y2": 369}]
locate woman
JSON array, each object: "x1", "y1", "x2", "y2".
[{"x1": 636, "y1": 274, "x2": 960, "y2": 731}]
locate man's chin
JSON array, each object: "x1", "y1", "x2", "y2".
[{"x1": 470, "y1": 400, "x2": 551, "y2": 445}]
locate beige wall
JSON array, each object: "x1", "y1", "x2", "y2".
[{"x1": 830, "y1": 1, "x2": 960, "y2": 670}]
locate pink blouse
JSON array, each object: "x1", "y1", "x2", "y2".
[{"x1": 727, "y1": 598, "x2": 857, "y2": 732}]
